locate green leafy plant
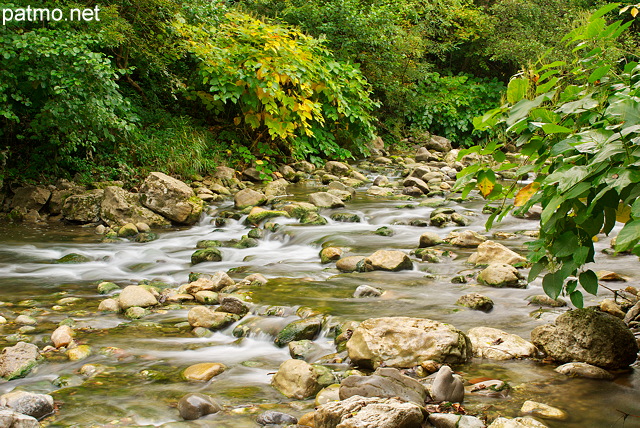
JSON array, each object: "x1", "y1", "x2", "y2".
[{"x1": 455, "y1": 3, "x2": 640, "y2": 306}]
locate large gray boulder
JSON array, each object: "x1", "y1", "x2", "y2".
[
  {"x1": 61, "y1": 189, "x2": 104, "y2": 223},
  {"x1": 264, "y1": 178, "x2": 289, "y2": 200},
  {"x1": 315, "y1": 395, "x2": 424, "y2": 428},
  {"x1": 11, "y1": 186, "x2": 51, "y2": 211},
  {"x1": 468, "y1": 240, "x2": 526, "y2": 266},
  {"x1": 309, "y1": 192, "x2": 345, "y2": 208},
  {"x1": 447, "y1": 230, "x2": 487, "y2": 247},
  {"x1": 339, "y1": 367, "x2": 428, "y2": 406},
  {"x1": 100, "y1": 186, "x2": 170, "y2": 227},
  {"x1": 234, "y1": 188, "x2": 267, "y2": 209},
  {"x1": 117, "y1": 285, "x2": 158, "y2": 310},
  {"x1": 347, "y1": 317, "x2": 471, "y2": 369},
  {"x1": 0, "y1": 391, "x2": 54, "y2": 420},
  {"x1": 0, "y1": 342, "x2": 40, "y2": 380},
  {"x1": 0, "y1": 409, "x2": 39, "y2": 428},
  {"x1": 531, "y1": 308, "x2": 638, "y2": 369},
  {"x1": 363, "y1": 250, "x2": 413, "y2": 272},
  {"x1": 477, "y1": 263, "x2": 524, "y2": 288},
  {"x1": 324, "y1": 161, "x2": 350, "y2": 176},
  {"x1": 426, "y1": 135, "x2": 453, "y2": 152},
  {"x1": 467, "y1": 327, "x2": 537, "y2": 360},
  {"x1": 139, "y1": 172, "x2": 203, "y2": 224}
]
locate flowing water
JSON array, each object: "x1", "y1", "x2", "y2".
[{"x1": 0, "y1": 174, "x2": 638, "y2": 427}]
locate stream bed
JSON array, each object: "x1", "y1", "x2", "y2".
[{"x1": 0, "y1": 172, "x2": 638, "y2": 428}]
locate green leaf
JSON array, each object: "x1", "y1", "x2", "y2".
[
  {"x1": 542, "y1": 271, "x2": 564, "y2": 300},
  {"x1": 528, "y1": 260, "x2": 546, "y2": 282},
  {"x1": 591, "y1": 3, "x2": 620, "y2": 20},
  {"x1": 588, "y1": 65, "x2": 611, "y2": 83},
  {"x1": 541, "y1": 123, "x2": 573, "y2": 134},
  {"x1": 507, "y1": 78, "x2": 529, "y2": 104},
  {"x1": 570, "y1": 290, "x2": 584, "y2": 308},
  {"x1": 579, "y1": 270, "x2": 599, "y2": 295},
  {"x1": 572, "y1": 246, "x2": 591, "y2": 266},
  {"x1": 614, "y1": 220, "x2": 640, "y2": 252}
]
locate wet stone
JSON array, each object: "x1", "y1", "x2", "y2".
[
  {"x1": 178, "y1": 393, "x2": 222, "y2": 420},
  {"x1": 0, "y1": 391, "x2": 54, "y2": 420},
  {"x1": 0, "y1": 342, "x2": 40, "y2": 380},
  {"x1": 216, "y1": 296, "x2": 249, "y2": 316},
  {"x1": 183, "y1": 362, "x2": 226, "y2": 381},
  {"x1": 256, "y1": 411, "x2": 298, "y2": 426}
]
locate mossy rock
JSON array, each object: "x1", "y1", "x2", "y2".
[
  {"x1": 247, "y1": 228, "x2": 264, "y2": 239},
  {"x1": 134, "y1": 232, "x2": 158, "y2": 243},
  {"x1": 300, "y1": 212, "x2": 328, "y2": 226},
  {"x1": 97, "y1": 282, "x2": 120, "y2": 294},
  {"x1": 274, "y1": 316, "x2": 323, "y2": 347},
  {"x1": 234, "y1": 236, "x2": 259, "y2": 248},
  {"x1": 191, "y1": 248, "x2": 222, "y2": 265},
  {"x1": 374, "y1": 226, "x2": 393, "y2": 236},
  {"x1": 330, "y1": 213, "x2": 361, "y2": 223},
  {"x1": 54, "y1": 253, "x2": 91, "y2": 264},
  {"x1": 246, "y1": 209, "x2": 289, "y2": 225},
  {"x1": 196, "y1": 240, "x2": 222, "y2": 249}
]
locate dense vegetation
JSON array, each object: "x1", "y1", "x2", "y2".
[{"x1": 0, "y1": 0, "x2": 616, "y2": 184}]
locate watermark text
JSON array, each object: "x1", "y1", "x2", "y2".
[{"x1": 2, "y1": 5, "x2": 101, "y2": 25}]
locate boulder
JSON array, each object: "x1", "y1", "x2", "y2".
[
  {"x1": 419, "y1": 232, "x2": 443, "y2": 248},
  {"x1": 0, "y1": 391, "x2": 54, "y2": 420},
  {"x1": 367, "y1": 186, "x2": 394, "y2": 197},
  {"x1": 264, "y1": 178, "x2": 289, "y2": 200},
  {"x1": 430, "y1": 365, "x2": 464, "y2": 402},
  {"x1": 520, "y1": 400, "x2": 567, "y2": 421},
  {"x1": 191, "y1": 248, "x2": 222, "y2": 265},
  {"x1": 181, "y1": 272, "x2": 234, "y2": 294},
  {"x1": 468, "y1": 240, "x2": 526, "y2": 266},
  {"x1": 234, "y1": 188, "x2": 267, "y2": 209},
  {"x1": 314, "y1": 395, "x2": 424, "y2": 428},
  {"x1": 118, "y1": 285, "x2": 158, "y2": 310},
  {"x1": 0, "y1": 342, "x2": 40, "y2": 380},
  {"x1": 216, "y1": 296, "x2": 249, "y2": 316},
  {"x1": 429, "y1": 413, "x2": 486, "y2": 428},
  {"x1": 275, "y1": 316, "x2": 323, "y2": 347},
  {"x1": 487, "y1": 417, "x2": 548, "y2": 428},
  {"x1": 456, "y1": 293, "x2": 494, "y2": 312},
  {"x1": 214, "y1": 166, "x2": 236, "y2": 179},
  {"x1": 426, "y1": 136, "x2": 453, "y2": 152},
  {"x1": 339, "y1": 367, "x2": 428, "y2": 406},
  {"x1": 363, "y1": 250, "x2": 413, "y2": 272},
  {"x1": 11, "y1": 186, "x2": 51, "y2": 211},
  {"x1": 271, "y1": 359, "x2": 321, "y2": 399},
  {"x1": 354, "y1": 285, "x2": 382, "y2": 298},
  {"x1": 467, "y1": 327, "x2": 537, "y2": 360},
  {"x1": 347, "y1": 317, "x2": 471, "y2": 369},
  {"x1": 178, "y1": 393, "x2": 221, "y2": 420},
  {"x1": 257, "y1": 411, "x2": 298, "y2": 426},
  {"x1": 100, "y1": 186, "x2": 170, "y2": 227},
  {"x1": 51, "y1": 325, "x2": 74, "y2": 348},
  {"x1": 325, "y1": 161, "x2": 350, "y2": 176},
  {"x1": 139, "y1": 172, "x2": 203, "y2": 224},
  {"x1": 0, "y1": 409, "x2": 39, "y2": 428},
  {"x1": 188, "y1": 306, "x2": 240, "y2": 329},
  {"x1": 403, "y1": 177, "x2": 429, "y2": 194},
  {"x1": 477, "y1": 263, "x2": 524, "y2": 288},
  {"x1": 554, "y1": 362, "x2": 613, "y2": 380},
  {"x1": 293, "y1": 161, "x2": 316, "y2": 173},
  {"x1": 183, "y1": 363, "x2": 226, "y2": 381},
  {"x1": 447, "y1": 230, "x2": 487, "y2": 247},
  {"x1": 415, "y1": 147, "x2": 431, "y2": 162},
  {"x1": 320, "y1": 247, "x2": 343, "y2": 264},
  {"x1": 336, "y1": 256, "x2": 365, "y2": 273},
  {"x1": 531, "y1": 308, "x2": 638, "y2": 369},
  {"x1": 309, "y1": 192, "x2": 345, "y2": 208},
  {"x1": 61, "y1": 189, "x2": 104, "y2": 223}
]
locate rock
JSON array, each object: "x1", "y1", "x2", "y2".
[
  {"x1": 468, "y1": 241, "x2": 526, "y2": 266},
  {"x1": 347, "y1": 317, "x2": 471, "y2": 369},
  {"x1": 375, "y1": 226, "x2": 394, "y2": 236},
  {"x1": 118, "y1": 285, "x2": 158, "y2": 310},
  {"x1": 182, "y1": 272, "x2": 234, "y2": 293},
  {"x1": 477, "y1": 263, "x2": 524, "y2": 288},
  {"x1": 289, "y1": 340, "x2": 322, "y2": 361},
  {"x1": 61, "y1": 189, "x2": 105, "y2": 223},
  {"x1": 98, "y1": 298, "x2": 119, "y2": 312},
  {"x1": 51, "y1": 325, "x2": 74, "y2": 348},
  {"x1": 0, "y1": 342, "x2": 40, "y2": 380},
  {"x1": 183, "y1": 363, "x2": 226, "y2": 381},
  {"x1": 216, "y1": 296, "x2": 249, "y2": 316},
  {"x1": 624, "y1": 300, "x2": 640, "y2": 325},
  {"x1": 527, "y1": 295, "x2": 567, "y2": 308},
  {"x1": 234, "y1": 188, "x2": 267, "y2": 209},
  {"x1": 272, "y1": 359, "x2": 321, "y2": 399},
  {"x1": 554, "y1": 362, "x2": 613, "y2": 380},
  {"x1": 426, "y1": 136, "x2": 453, "y2": 152},
  {"x1": 314, "y1": 395, "x2": 424, "y2": 428},
  {"x1": 330, "y1": 212, "x2": 361, "y2": 223},
  {"x1": 215, "y1": 166, "x2": 236, "y2": 179},
  {"x1": 363, "y1": 250, "x2": 413, "y2": 272},
  {"x1": 243, "y1": 273, "x2": 268, "y2": 286},
  {"x1": 309, "y1": 192, "x2": 345, "y2": 208},
  {"x1": 0, "y1": 409, "x2": 39, "y2": 427},
  {"x1": 403, "y1": 177, "x2": 429, "y2": 194},
  {"x1": 419, "y1": 232, "x2": 443, "y2": 248},
  {"x1": 178, "y1": 393, "x2": 221, "y2": 420},
  {"x1": 246, "y1": 207, "x2": 289, "y2": 224},
  {"x1": 487, "y1": 417, "x2": 548, "y2": 428},
  {"x1": 447, "y1": 230, "x2": 487, "y2": 247},
  {"x1": 403, "y1": 186, "x2": 424, "y2": 197},
  {"x1": 339, "y1": 367, "x2": 428, "y2": 406},
  {"x1": 520, "y1": 400, "x2": 567, "y2": 421},
  {"x1": 531, "y1": 308, "x2": 639, "y2": 369},
  {"x1": 15, "y1": 315, "x2": 37, "y2": 325},
  {"x1": 11, "y1": 186, "x2": 51, "y2": 211},
  {"x1": 336, "y1": 256, "x2": 365, "y2": 273},
  {"x1": 320, "y1": 247, "x2": 343, "y2": 264},
  {"x1": 97, "y1": 281, "x2": 120, "y2": 294},
  {"x1": 415, "y1": 147, "x2": 431, "y2": 162},
  {"x1": 275, "y1": 316, "x2": 323, "y2": 347},
  {"x1": 257, "y1": 411, "x2": 298, "y2": 426},
  {"x1": 373, "y1": 176, "x2": 390, "y2": 187},
  {"x1": 599, "y1": 299, "x2": 625, "y2": 319},
  {"x1": 431, "y1": 365, "x2": 464, "y2": 402},
  {"x1": 191, "y1": 248, "x2": 223, "y2": 265},
  {"x1": 596, "y1": 270, "x2": 627, "y2": 281},
  {"x1": 139, "y1": 172, "x2": 203, "y2": 224},
  {"x1": 188, "y1": 306, "x2": 240, "y2": 329},
  {"x1": 367, "y1": 186, "x2": 393, "y2": 197},
  {"x1": 67, "y1": 344, "x2": 92, "y2": 361},
  {"x1": 100, "y1": 186, "x2": 170, "y2": 227},
  {"x1": 117, "y1": 222, "x2": 138, "y2": 237},
  {"x1": 292, "y1": 160, "x2": 316, "y2": 173},
  {"x1": 242, "y1": 167, "x2": 263, "y2": 182},
  {"x1": 456, "y1": 293, "x2": 493, "y2": 312},
  {"x1": 467, "y1": 327, "x2": 537, "y2": 360},
  {"x1": 429, "y1": 413, "x2": 486, "y2": 428},
  {"x1": 325, "y1": 161, "x2": 350, "y2": 176},
  {"x1": 124, "y1": 306, "x2": 149, "y2": 319},
  {"x1": 354, "y1": 285, "x2": 382, "y2": 298},
  {"x1": 0, "y1": 391, "x2": 54, "y2": 420},
  {"x1": 54, "y1": 253, "x2": 91, "y2": 264}
]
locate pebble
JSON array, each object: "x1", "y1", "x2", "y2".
[
  {"x1": 51, "y1": 325, "x2": 74, "y2": 348},
  {"x1": 520, "y1": 400, "x2": 567, "y2": 421},
  {"x1": 256, "y1": 410, "x2": 297, "y2": 426},
  {"x1": 178, "y1": 393, "x2": 221, "y2": 420},
  {"x1": 183, "y1": 363, "x2": 226, "y2": 381}
]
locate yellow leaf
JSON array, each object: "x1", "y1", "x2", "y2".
[
  {"x1": 514, "y1": 182, "x2": 541, "y2": 207},
  {"x1": 632, "y1": 7, "x2": 639, "y2": 17},
  {"x1": 476, "y1": 172, "x2": 496, "y2": 198},
  {"x1": 616, "y1": 202, "x2": 631, "y2": 223},
  {"x1": 233, "y1": 117, "x2": 241, "y2": 126},
  {"x1": 255, "y1": 160, "x2": 264, "y2": 165}
]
